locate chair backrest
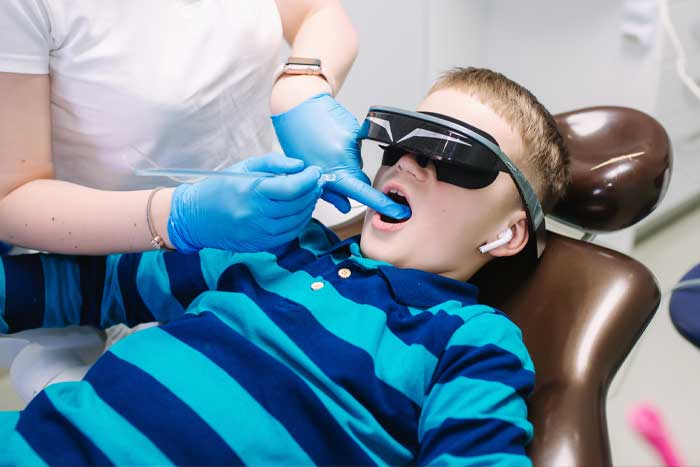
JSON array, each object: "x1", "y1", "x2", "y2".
[
  {"x1": 333, "y1": 106, "x2": 672, "y2": 467},
  {"x1": 474, "y1": 106, "x2": 671, "y2": 466}
]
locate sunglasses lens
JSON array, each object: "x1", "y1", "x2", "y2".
[
  {"x1": 381, "y1": 147, "x2": 499, "y2": 189},
  {"x1": 434, "y1": 160, "x2": 499, "y2": 189},
  {"x1": 381, "y1": 146, "x2": 403, "y2": 166}
]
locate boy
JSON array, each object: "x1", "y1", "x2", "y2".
[{"x1": 0, "y1": 67, "x2": 569, "y2": 466}]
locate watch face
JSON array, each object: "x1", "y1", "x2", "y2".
[{"x1": 287, "y1": 57, "x2": 322, "y2": 67}]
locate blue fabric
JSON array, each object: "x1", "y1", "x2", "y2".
[
  {"x1": 164, "y1": 312, "x2": 374, "y2": 465},
  {"x1": 75, "y1": 256, "x2": 107, "y2": 325},
  {"x1": 16, "y1": 392, "x2": 112, "y2": 466},
  {"x1": 3, "y1": 254, "x2": 45, "y2": 332},
  {"x1": 117, "y1": 252, "x2": 157, "y2": 326},
  {"x1": 40, "y1": 255, "x2": 82, "y2": 328},
  {"x1": 670, "y1": 262, "x2": 700, "y2": 349},
  {"x1": 0, "y1": 241, "x2": 13, "y2": 255},
  {"x1": 0, "y1": 220, "x2": 534, "y2": 466},
  {"x1": 91, "y1": 352, "x2": 242, "y2": 465},
  {"x1": 0, "y1": 258, "x2": 6, "y2": 333}
]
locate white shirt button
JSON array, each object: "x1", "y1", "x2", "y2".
[
  {"x1": 310, "y1": 281, "x2": 325, "y2": 291},
  {"x1": 338, "y1": 268, "x2": 352, "y2": 279}
]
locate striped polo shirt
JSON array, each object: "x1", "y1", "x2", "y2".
[{"x1": 0, "y1": 220, "x2": 535, "y2": 466}]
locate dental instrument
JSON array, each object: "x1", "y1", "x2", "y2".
[{"x1": 135, "y1": 168, "x2": 337, "y2": 182}]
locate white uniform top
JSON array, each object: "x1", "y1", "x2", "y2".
[
  {"x1": 0, "y1": 0, "x2": 283, "y2": 190},
  {"x1": 0, "y1": 0, "x2": 284, "y2": 403}
]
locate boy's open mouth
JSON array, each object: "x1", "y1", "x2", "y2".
[
  {"x1": 381, "y1": 191, "x2": 409, "y2": 223},
  {"x1": 380, "y1": 188, "x2": 411, "y2": 224}
]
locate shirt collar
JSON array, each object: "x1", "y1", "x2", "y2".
[{"x1": 323, "y1": 235, "x2": 479, "y2": 308}]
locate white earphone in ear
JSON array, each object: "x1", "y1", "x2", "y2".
[{"x1": 479, "y1": 228, "x2": 514, "y2": 254}]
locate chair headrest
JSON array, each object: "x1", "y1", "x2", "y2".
[{"x1": 550, "y1": 106, "x2": 672, "y2": 232}]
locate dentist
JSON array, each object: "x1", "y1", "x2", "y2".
[{"x1": 0, "y1": 0, "x2": 408, "y2": 256}]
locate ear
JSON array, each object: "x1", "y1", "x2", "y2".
[{"x1": 485, "y1": 212, "x2": 529, "y2": 258}]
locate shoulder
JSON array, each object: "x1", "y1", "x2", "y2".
[
  {"x1": 443, "y1": 305, "x2": 534, "y2": 375},
  {"x1": 0, "y1": 0, "x2": 53, "y2": 74}
]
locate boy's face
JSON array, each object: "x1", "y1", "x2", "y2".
[{"x1": 360, "y1": 88, "x2": 529, "y2": 281}]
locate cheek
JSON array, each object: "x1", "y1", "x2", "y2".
[
  {"x1": 372, "y1": 166, "x2": 390, "y2": 188},
  {"x1": 426, "y1": 185, "x2": 492, "y2": 221}
]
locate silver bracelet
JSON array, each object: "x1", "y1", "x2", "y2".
[{"x1": 146, "y1": 187, "x2": 174, "y2": 251}]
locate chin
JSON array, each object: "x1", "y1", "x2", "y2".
[{"x1": 359, "y1": 233, "x2": 400, "y2": 265}]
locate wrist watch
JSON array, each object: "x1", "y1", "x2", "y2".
[{"x1": 274, "y1": 57, "x2": 335, "y2": 95}]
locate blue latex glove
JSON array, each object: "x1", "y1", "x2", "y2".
[
  {"x1": 272, "y1": 93, "x2": 410, "y2": 220},
  {"x1": 168, "y1": 153, "x2": 323, "y2": 254}
]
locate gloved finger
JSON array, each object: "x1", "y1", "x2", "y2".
[
  {"x1": 264, "y1": 187, "x2": 322, "y2": 218},
  {"x1": 332, "y1": 176, "x2": 411, "y2": 220},
  {"x1": 233, "y1": 152, "x2": 305, "y2": 175},
  {"x1": 320, "y1": 191, "x2": 352, "y2": 213},
  {"x1": 256, "y1": 166, "x2": 322, "y2": 201}
]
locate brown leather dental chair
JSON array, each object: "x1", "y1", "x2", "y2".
[{"x1": 334, "y1": 106, "x2": 672, "y2": 467}]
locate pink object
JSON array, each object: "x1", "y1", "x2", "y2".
[{"x1": 628, "y1": 402, "x2": 684, "y2": 467}]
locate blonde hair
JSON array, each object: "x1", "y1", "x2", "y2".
[{"x1": 429, "y1": 67, "x2": 570, "y2": 213}]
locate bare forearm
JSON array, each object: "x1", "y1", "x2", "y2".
[
  {"x1": 288, "y1": 1, "x2": 358, "y2": 94},
  {"x1": 0, "y1": 179, "x2": 174, "y2": 254},
  {"x1": 271, "y1": 0, "x2": 359, "y2": 113}
]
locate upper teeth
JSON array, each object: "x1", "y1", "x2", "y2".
[{"x1": 389, "y1": 189, "x2": 405, "y2": 197}]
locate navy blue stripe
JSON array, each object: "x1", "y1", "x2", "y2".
[
  {"x1": 87, "y1": 351, "x2": 243, "y2": 465},
  {"x1": 117, "y1": 253, "x2": 156, "y2": 326},
  {"x1": 162, "y1": 251, "x2": 208, "y2": 310},
  {"x1": 3, "y1": 254, "x2": 45, "y2": 332},
  {"x1": 417, "y1": 417, "x2": 529, "y2": 464},
  {"x1": 327, "y1": 260, "x2": 465, "y2": 357},
  {"x1": 273, "y1": 238, "x2": 318, "y2": 271},
  {"x1": 75, "y1": 256, "x2": 107, "y2": 326},
  {"x1": 432, "y1": 345, "x2": 534, "y2": 399},
  {"x1": 217, "y1": 263, "x2": 420, "y2": 453},
  {"x1": 17, "y1": 391, "x2": 112, "y2": 466},
  {"x1": 279, "y1": 248, "x2": 464, "y2": 358},
  {"x1": 163, "y1": 312, "x2": 375, "y2": 465}
]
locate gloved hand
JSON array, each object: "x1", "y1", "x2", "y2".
[
  {"x1": 272, "y1": 93, "x2": 411, "y2": 220},
  {"x1": 168, "y1": 153, "x2": 323, "y2": 254}
]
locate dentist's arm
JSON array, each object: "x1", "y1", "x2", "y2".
[
  {"x1": 271, "y1": 0, "x2": 411, "y2": 220},
  {"x1": 0, "y1": 74, "x2": 320, "y2": 255}
]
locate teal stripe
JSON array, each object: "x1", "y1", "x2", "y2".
[
  {"x1": 453, "y1": 314, "x2": 534, "y2": 372},
  {"x1": 241, "y1": 259, "x2": 436, "y2": 404},
  {"x1": 0, "y1": 411, "x2": 48, "y2": 467},
  {"x1": 427, "y1": 452, "x2": 532, "y2": 467},
  {"x1": 44, "y1": 382, "x2": 173, "y2": 466},
  {"x1": 297, "y1": 220, "x2": 337, "y2": 257},
  {"x1": 418, "y1": 301, "x2": 492, "y2": 321},
  {"x1": 419, "y1": 377, "x2": 532, "y2": 438},
  {"x1": 40, "y1": 255, "x2": 82, "y2": 327},
  {"x1": 137, "y1": 251, "x2": 185, "y2": 321},
  {"x1": 347, "y1": 243, "x2": 393, "y2": 269},
  {"x1": 99, "y1": 254, "x2": 127, "y2": 327},
  {"x1": 109, "y1": 326, "x2": 317, "y2": 466},
  {"x1": 0, "y1": 258, "x2": 7, "y2": 333},
  {"x1": 199, "y1": 249, "x2": 236, "y2": 290},
  {"x1": 188, "y1": 292, "x2": 408, "y2": 465}
]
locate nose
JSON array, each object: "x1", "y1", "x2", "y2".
[{"x1": 396, "y1": 153, "x2": 431, "y2": 181}]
